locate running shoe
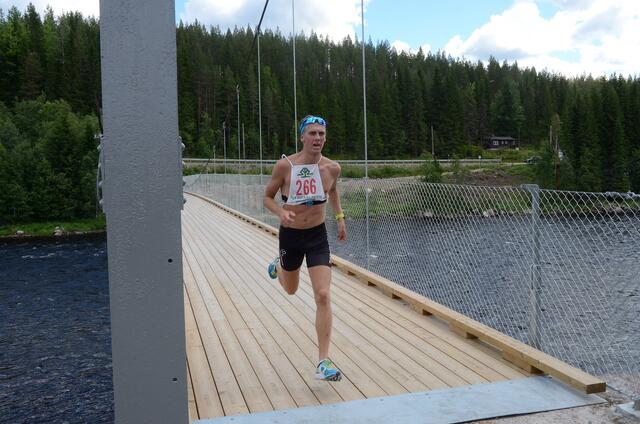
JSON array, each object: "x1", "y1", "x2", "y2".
[
  {"x1": 267, "y1": 255, "x2": 279, "y2": 279},
  {"x1": 315, "y1": 358, "x2": 342, "y2": 381}
]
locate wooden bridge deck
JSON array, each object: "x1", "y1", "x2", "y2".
[{"x1": 181, "y1": 193, "x2": 539, "y2": 421}]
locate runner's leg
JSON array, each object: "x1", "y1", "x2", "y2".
[{"x1": 309, "y1": 265, "x2": 332, "y2": 361}]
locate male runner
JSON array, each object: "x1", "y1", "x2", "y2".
[{"x1": 263, "y1": 114, "x2": 347, "y2": 381}]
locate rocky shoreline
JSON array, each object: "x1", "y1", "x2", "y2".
[{"x1": 0, "y1": 229, "x2": 106, "y2": 243}]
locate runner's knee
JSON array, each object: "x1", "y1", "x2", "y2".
[
  {"x1": 314, "y1": 287, "x2": 330, "y2": 305},
  {"x1": 284, "y1": 284, "x2": 298, "y2": 295}
]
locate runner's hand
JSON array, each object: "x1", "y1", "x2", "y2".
[
  {"x1": 337, "y1": 220, "x2": 347, "y2": 242},
  {"x1": 279, "y1": 210, "x2": 296, "y2": 226}
]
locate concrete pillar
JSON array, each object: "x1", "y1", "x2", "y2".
[{"x1": 100, "y1": 0, "x2": 188, "y2": 422}]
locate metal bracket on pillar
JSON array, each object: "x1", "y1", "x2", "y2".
[
  {"x1": 181, "y1": 136, "x2": 187, "y2": 208},
  {"x1": 95, "y1": 133, "x2": 106, "y2": 214}
]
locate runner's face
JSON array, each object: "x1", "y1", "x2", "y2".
[{"x1": 301, "y1": 123, "x2": 326, "y2": 154}]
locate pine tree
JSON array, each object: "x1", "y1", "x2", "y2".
[{"x1": 599, "y1": 84, "x2": 629, "y2": 191}]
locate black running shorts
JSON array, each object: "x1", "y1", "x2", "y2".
[{"x1": 278, "y1": 223, "x2": 331, "y2": 271}]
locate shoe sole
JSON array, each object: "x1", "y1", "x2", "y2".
[{"x1": 315, "y1": 371, "x2": 342, "y2": 381}]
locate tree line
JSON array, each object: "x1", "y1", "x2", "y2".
[{"x1": 1, "y1": 5, "x2": 639, "y2": 224}]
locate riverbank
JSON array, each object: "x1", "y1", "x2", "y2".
[{"x1": 0, "y1": 216, "x2": 106, "y2": 240}]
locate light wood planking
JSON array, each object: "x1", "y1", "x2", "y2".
[
  {"x1": 188, "y1": 192, "x2": 606, "y2": 395},
  {"x1": 182, "y1": 192, "x2": 605, "y2": 422},
  {"x1": 183, "y1": 286, "x2": 224, "y2": 418},
  {"x1": 183, "y1": 258, "x2": 250, "y2": 416},
  {"x1": 185, "y1": 207, "x2": 386, "y2": 400}
]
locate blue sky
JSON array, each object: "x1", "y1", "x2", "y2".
[
  {"x1": 172, "y1": 1, "x2": 554, "y2": 51},
  {"x1": 3, "y1": 0, "x2": 639, "y2": 77}
]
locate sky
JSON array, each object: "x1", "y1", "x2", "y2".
[{"x1": 2, "y1": 0, "x2": 639, "y2": 77}]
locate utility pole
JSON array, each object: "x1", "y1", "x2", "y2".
[
  {"x1": 555, "y1": 131, "x2": 559, "y2": 189},
  {"x1": 242, "y1": 123, "x2": 246, "y2": 160},
  {"x1": 223, "y1": 121, "x2": 227, "y2": 175},
  {"x1": 431, "y1": 125, "x2": 435, "y2": 158},
  {"x1": 361, "y1": 0, "x2": 370, "y2": 270},
  {"x1": 257, "y1": 30, "x2": 263, "y2": 180},
  {"x1": 292, "y1": 0, "x2": 298, "y2": 152},
  {"x1": 236, "y1": 85, "x2": 240, "y2": 171}
]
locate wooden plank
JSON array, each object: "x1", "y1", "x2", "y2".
[
  {"x1": 502, "y1": 351, "x2": 544, "y2": 375},
  {"x1": 329, "y1": 255, "x2": 607, "y2": 394},
  {"x1": 183, "y1": 287, "x2": 224, "y2": 418},
  {"x1": 449, "y1": 323, "x2": 479, "y2": 340},
  {"x1": 187, "y1": 206, "x2": 398, "y2": 397},
  {"x1": 220, "y1": 222, "x2": 488, "y2": 391},
  {"x1": 201, "y1": 200, "x2": 519, "y2": 384},
  {"x1": 184, "y1": 221, "x2": 325, "y2": 408},
  {"x1": 183, "y1": 257, "x2": 250, "y2": 416},
  {"x1": 186, "y1": 194, "x2": 606, "y2": 394},
  {"x1": 188, "y1": 217, "x2": 350, "y2": 406},
  {"x1": 186, "y1": 207, "x2": 387, "y2": 400},
  {"x1": 190, "y1": 196, "x2": 527, "y2": 384},
  {"x1": 183, "y1": 240, "x2": 277, "y2": 413},
  {"x1": 329, "y1": 271, "x2": 527, "y2": 381},
  {"x1": 186, "y1": 361, "x2": 199, "y2": 422}
]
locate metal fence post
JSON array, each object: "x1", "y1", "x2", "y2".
[
  {"x1": 524, "y1": 184, "x2": 542, "y2": 349},
  {"x1": 365, "y1": 183, "x2": 370, "y2": 270}
]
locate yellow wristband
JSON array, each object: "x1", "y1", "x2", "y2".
[{"x1": 335, "y1": 212, "x2": 345, "y2": 221}]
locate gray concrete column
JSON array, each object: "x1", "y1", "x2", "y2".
[{"x1": 100, "y1": 0, "x2": 187, "y2": 422}]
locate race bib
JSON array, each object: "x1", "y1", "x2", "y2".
[{"x1": 286, "y1": 164, "x2": 325, "y2": 205}]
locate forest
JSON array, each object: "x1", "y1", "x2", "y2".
[{"x1": 1, "y1": 5, "x2": 639, "y2": 225}]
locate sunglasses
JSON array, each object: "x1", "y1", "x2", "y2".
[{"x1": 299, "y1": 115, "x2": 327, "y2": 134}]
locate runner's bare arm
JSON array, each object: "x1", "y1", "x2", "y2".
[
  {"x1": 328, "y1": 163, "x2": 347, "y2": 241},
  {"x1": 264, "y1": 160, "x2": 296, "y2": 225}
]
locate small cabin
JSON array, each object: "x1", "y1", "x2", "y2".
[{"x1": 487, "y1": 136, "x2": 517, "y2": 149}]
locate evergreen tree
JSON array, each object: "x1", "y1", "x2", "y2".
[{"x1": 599, "y1": 84, "x2": 629, "y2": 191}]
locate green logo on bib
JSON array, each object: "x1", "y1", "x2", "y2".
[{"x1": 297, "y1": 167, "x2": 312, "y2": 178}]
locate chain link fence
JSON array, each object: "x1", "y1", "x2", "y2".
[{"x1": 184, "y1": 172, "x2": 640, "y2": 397}]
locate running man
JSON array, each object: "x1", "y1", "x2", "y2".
[{"x1": 263, "y1": 114, "x2": 347, "y2": 382}]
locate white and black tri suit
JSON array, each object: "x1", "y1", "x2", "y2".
[{"x1": 278, "y1": 155, "x2": 331, "y2": 271}]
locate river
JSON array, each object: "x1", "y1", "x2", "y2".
[{"x1": 0, "y1": 237, "x2": 112, "y2": 424}]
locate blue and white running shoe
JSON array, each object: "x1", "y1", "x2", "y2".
[
  {"x1": 267, "y1": 256, "x2": 279, "y2": 279},
  {"x1": 315, "y1": 358, "x2": 342, "y2": 381}
]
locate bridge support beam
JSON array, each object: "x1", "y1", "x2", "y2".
[{"x1": 100, "y1": 0, "x2": 187, "y2": 422}]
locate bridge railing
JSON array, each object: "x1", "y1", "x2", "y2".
[{"x1": 184, "y1": 172, "x2": 640, "y2": 397}]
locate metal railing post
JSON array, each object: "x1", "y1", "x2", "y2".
[{"x1": 524, "y1": 184, "x2": 542, "y2": 349}]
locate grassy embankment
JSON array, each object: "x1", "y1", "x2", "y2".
[
  {"x1": 2, "y1": 150, "x2": 536, "y2": 237},
  {"x1": 0, "y1": 216, "x2": 106, "y2": 238}
]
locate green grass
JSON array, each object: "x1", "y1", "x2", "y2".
[
  {"x1": 479, "y1": 147, "x2": 537, "y2": 162},
  {"x1": 502, "y1": 163, "x2": 536, "y2": 178},
  {"x1": 0, "y1": 215, "x2": 106, "y2": 237},
  {"x1": 340, "y1": 165, "x2": 420, "y2": 179}
]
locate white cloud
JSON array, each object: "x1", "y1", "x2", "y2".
[
  {"x1": 0, "y1": 0, "x2": 99, "y2": 17},
  {"x1": 181, "y1": 0, "x2": 369, "y2": 42},
  {"x1": 443, "y1": 0, "x2": 640, "y2": 77},
  {"x1": 391, "y1": 40, "x2": 431, "y2": 56},
  {"x1": 391, "y1": 40, "x2": 410, "y2": 54}
]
